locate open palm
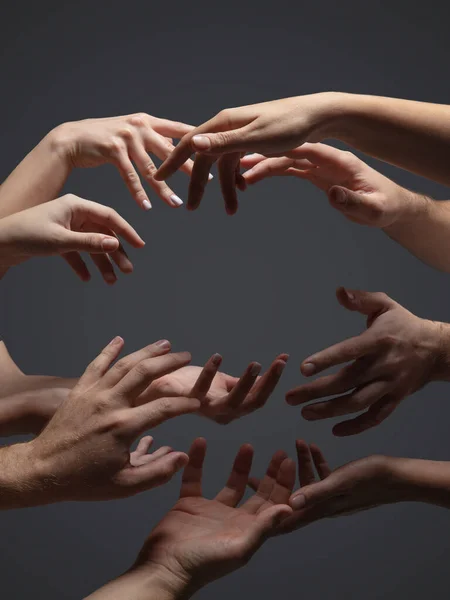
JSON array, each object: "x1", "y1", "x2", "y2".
[{"x1": 135, "y1": 438, "x2": 294, "y2": 588}]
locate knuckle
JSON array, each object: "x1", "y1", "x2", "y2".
[
  {"x1": 144, "y1": 162, "x2": 157, "y2": 178},
  {"x1": 107, "y1": 138, "x2": 124, "y2": 155},
  {"x1": 118, "y1": 127, "x2": 134, "y2": 140},
  {"x1": 134, "y1": 360, "x2": 154, "y2": 379},
  {"x1": 129, "y1": 113, "x2": 149, "y2": 127}
]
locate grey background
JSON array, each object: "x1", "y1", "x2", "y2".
[{"x1": 1, "y1": 1, "x2": 450, "y2": 598}]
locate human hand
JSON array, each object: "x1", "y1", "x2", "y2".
[
  {"x1": 0, "y1": 194, "x2": 145, "y2": 284},
  {"x1": 26, "y1": 337, "x2": 199, "y2": 503},
  {"x1": 286, "y1": 287, "x2": 443, "y2": 436},
  {"x1": 146, "y1": 353, "x2": 288, "y2": 424},
  {"x1": 282, "y1": 441, "x2": 407, "y2": 530},
  {"x1": 131, "y1": 438, "x2": 293, "y2": 596},
  {"x1": 241, "y1": 142, "x2": 420, "y2": 227},
  {"x1": 155, "y1": 93, "x2": 341, "y2": 214},
  {"x1": 54, "y1": 113, "x2": 201, "y2": 210}
]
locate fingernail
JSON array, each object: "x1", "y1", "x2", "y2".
[
  {"x1": 156, "y1": 339, "x2": 170, "y2": 348},
  {"x1": 170, "y1": 194, "x2": 183, "y2": 207},
  {"x1": 143, "y1": 199, "x2": 152, "y2": 211},
  {"x1": 175, "y1": 454, "x2": 188, "y2": 470},
  {"x1": 212, "y1": 353, "x2": 222, "y2": 365},
  {"x1": 110, "y1": 336, "x2": 123, "y2": 346},
  {"x1": 302, "y1": 362, "x2": 316, "y2": 376},
  {"x1": 276, "y1": 361, "x2": 286, "y2": 375},
  {"x1": 105, "y1": 273, "x2": 117, "y2": 284},
  {"x1": 192, "y1": 135, "x2": 211, "y2": 151},
  {"x1": 251, "y1": 363, "x2": 261, "y2": 376},
  {"x1": 208, "y1": 173, "x2": 214, "y2": 181},
  {"x1": 290, "y1": 494, "x2": 306, "y2": 510},
  {"x1": 302, "y1": 408, "x2": 316, "y2": 420},
  {"x1": 344, "y1": 288, "x2": 355, "y2": 301},
  {"x1": 102, "y1": 238, "x2": 118, "y2": 251},
  {"x1": 332, "y1": 188, "x2": 346, "y2": 204}
]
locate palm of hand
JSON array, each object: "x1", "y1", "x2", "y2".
[
  {"x1": 141, "y1": 497, "x2": 259, "y2": 581},
  {"x1": 153, "y1": 366, "x2": 235, "y2": 404}
]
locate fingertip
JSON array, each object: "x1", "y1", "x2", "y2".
[{"x1": 301, "y1": 362, "x2": 316, "y2": 376}]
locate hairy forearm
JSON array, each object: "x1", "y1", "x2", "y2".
[
  {"x1": 382, "y1": 195, "x2": 450, "y2": 272},
  {"x1": 390, "y1": 457, "x2": 450, "y2": 509},
  {"x1": 0, "y1": 127, "x2": 71, "y2": 218},
  {"x1": 328, "y1": 93, "x2": 450, "y2": 186}
]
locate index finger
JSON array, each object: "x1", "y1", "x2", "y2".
[
  {"x1": 79, "y1": 200, "x2": 145, "y2": 249},
  {"x1": 179, "y1": 437, "x2": 207, "y2": 498},
  {"x1": 301, "y1": 332, "x2": 375, "y2": 376}
]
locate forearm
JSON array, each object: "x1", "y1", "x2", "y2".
[
  {"x1": 0, "y1": 126, "x2": 71, "y2": 218},
  {"x1": 327, "y1": 93, "x2": 450, "y2": 186},
  {"x1": 0, "y1": 442, "x2": 52, "y2": 509},
  {"x1": 390, "y1": 457, "x2": 450, "y2": 509},
  {"x1": 85, "y1": 566, "x2": 194, "y2": 600},
  {"x1": 383, "y1": 196, "x2": 450, "y2": 273}
]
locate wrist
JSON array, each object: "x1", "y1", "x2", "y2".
[
  {"x1": 125, "y1": 563, "x2": 194, "y2": 600},
  {"x1": 426, "y1": 320, "x2": 450, "y2": 382},
  {"x1": 389, "y1": 457, "x2": 450, "y2": 507},
  {"x1": 382, "y1": 190, "x2": 432, "y2": 234},
  {"x1": 46, "y1": 123, "x2": 77, "y2": 170}
]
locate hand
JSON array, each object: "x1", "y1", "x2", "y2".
[
  {"x1": 146, "y1": 353, "x2": 288, "y2": 424},
  {"x1": 54, "y1": 113, "x2": 199, "y2": 210},
  {"x1": 132, "y1": 438, "x2": 294, "y2": 596},
  {"x1": 286, "y1": 287, "x2": 443, "y2": 436},
  {"x1": 241, "y1": 142, "x2": 418, "y2": 227},
  {"x1": 25, "y1": 337, "x2": 199, "y2": 503},
  {"x1": 155, "y1": 93, "x2": 341, "y2": 214},
  {"x1": 0, "y1": 194, "x2": 145, "y2": 284},
  {"x1": 283, "y1": 441, "x2": 405, "y2": 530}
]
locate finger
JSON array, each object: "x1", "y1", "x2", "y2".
[
  {"x1": 187, "y1": 153, "x2": 217, "y2": 211},
  {"x1": 299, "y1": 331, "x2": 376, "y2": 377},
  {"x1": 82, "y1": 223, "x2": 133, "y2": 274},
  {"x1": 134, "y1": 435, "x2": 154, "y2": 456},
  {"x1": 89, "y1": 252, "x2": 117, "y2": 285},
  {"x1": 74, "y1": 200, "x2": 145, "y2": 248},
  {"x1": 102, "y1": 340, "x2": 172, "y2": 388},
  {"x1": 241, "y1": 357, "x2": 287, "y2": 414},
  {"x1": 253, "y1": 505, "x2": 293, "y2": 539},
  {"x1": 124, "y1": 396, "x2": 201, "y2": 439},
  {"x1": 218, "y1": 152, "x2": 242, "y2": 215},
  {"x1": 129, "y1": 137, "x2": 184, "y2": 208},
  {"x1": 286, "y1": 359, "x2": 372, "y2": 406},
  {"x1": 80, "y1": 336, "x2": 125, "y2": 387},
  {"x1": 309, "y1": 443, "x2": 332, "y2": 479},
  {"x1": 243, "y1": 450, "x2": 288, "y2": 514},
  {"x1": 120, "y1": 451, "x2": 188, "y2": 492},
  {"x1": 146, "y1": 130, "x2": 195, "y2": 178},
  {"x1": 156, "y1": 124, "x2": 255, "y2": 180},
  {"x1": 267, "y1": 458, "x2": 296, "y2": 506},
  {"x1": 215, "y1": 444, "x2": 254, "y2": 506},
  {"x1": 190, "y1": 354, "x2": 222, "y2": 401},
  {"x1": 247, "y1": 476, "x2": 260, "y2": 492},
  {"x1": 114, "y1": 352, "x2": 192, "y2": 400},
  {"x1": 301, "y1": 380, "x2": 388, "y2": 421},
  {"x1": 335, "y1": 287, "x2": 395, "y2": 318},
  {"x1": 62, "y1": 252, "x2": 91, "y2": 281},
  {"x1": 150, "y1": 118, "x2": 195, "y2": 139},
  {"x1": 180, "y1": 437, "x2": 207, "y2": 498},
  {"x1": 240, "y1": 153, "x2": 266, "y2": 168},
  {"x1": 332, "y1": 396, "x2": 400, "y2": 437},
  {"x1": 114, "y1": 147, "x2": 151, "y2": 210},
  {"x1": 296, "y1": 439, "x2": 317, "y2": 487},
  {"x1": 224, "y1": 362, "x2": 261, "y2": 410}
]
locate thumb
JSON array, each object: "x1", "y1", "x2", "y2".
[
  {"x1": 255, "y1": 505, "x2": 293, "y2": 537},
  {"x1": 336, "y1": 287, "x2": 394, "y2": 317},
  {"x1": 328, "y1": 185, "x2": 380, "y2": 224},
  {"x1": 61, "y1": 231, "x2": 119, "y2": 254},
  {"x1": 191, "y1": 126, "x2": 252, "y2": 155}
]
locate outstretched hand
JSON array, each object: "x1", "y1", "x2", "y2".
[
  {"x1": 133, "y1": 438, "x2": 294, "y2": 594},
  {"x1": 286, "y1": 287, "x2": 441, "y2": 436},
  {"x1": 146, "y1": 353, "x2": 288, "y2": 424}
]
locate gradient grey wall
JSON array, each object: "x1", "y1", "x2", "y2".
[{"x1": 1, "y1": 1, "x2": 450, "y2": 598}]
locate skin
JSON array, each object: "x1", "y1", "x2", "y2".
[
  {"x1": 0, "y1": 195, "x2": 145, "y2": 282},
  {"x1": 273, "y1": 441, "x2": 450, "y2": 531},
  {"x1": 0, "y1": 112, "x2": 204, "y2": 282},
  {"x1": 0, "y1": 337, "x2": 205, "y2": 508},
  {"x1": 155, "y1": 92, "x2": 450, "y2": 213},
  {"x1": 85, "y1": 439, "x2": 294, "y2": 600},
  {"x1": 241, "y1": 143, "x2": 450, "y2": 273},
  {"x1": 285, "y1": 287, "x2": 450, "y2": 436},
  {"x1": 0, "y1": 342, "x2": 288, "y2": 434}
]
